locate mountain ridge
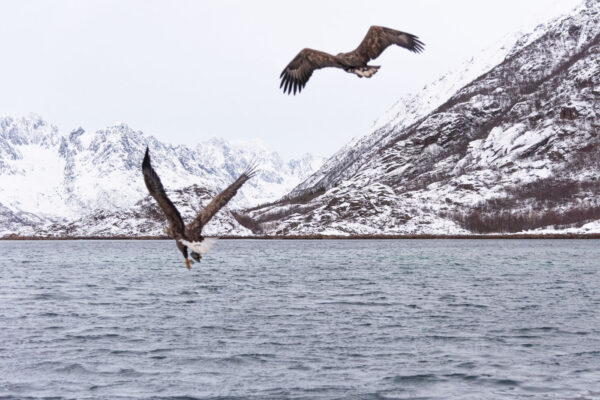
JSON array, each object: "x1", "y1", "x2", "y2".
[
  {"x1": 2, "y1": 0, "x2": 598, "y2": 238},
  {"x1": 243, "y1": 0, "x2": 600, "y2": 236},
  {"x1": 0, "y1": 115, "x2": 324, "y2": 236}
]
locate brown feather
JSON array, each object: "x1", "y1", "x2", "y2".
[
  {"x1": 185, "y1": 163, "x2": 258, "y2": 238},
  {"x1": 280, "y1": 26, "x2": 423, "y2": 94},
  {"x1": 353, "y1": 26, "x2": 424, "y2": 63},
  {"x1": 142, "y1": 147, "x2": 185, "y2": 239},
  {"x1": 279, "y1": 48, "x2": 344, "y2": 95}
]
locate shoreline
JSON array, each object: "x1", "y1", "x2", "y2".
[{"x1": 2, "y1": 233, "x2": 600, "y2": 240}]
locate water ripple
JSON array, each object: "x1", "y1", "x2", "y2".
[{"x1": 1, "y1": 239, "x2": 599, "y2": 399}]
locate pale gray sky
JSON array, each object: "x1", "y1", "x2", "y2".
[{"x1": 0, "y1": 0, "x2": 582, "y2": 159}]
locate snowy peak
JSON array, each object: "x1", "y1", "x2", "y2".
[
  {"x1": 245, "y1": 0, "x2": 600, "y2": 235},
  {"x1": 289, "y1": 0, "x2": 599, "y2": 202},
  {"x1": 0, "y1": 115, "x2": 59, "y2": 147},
  {"x1": 286, "y1": 28, "x2": 524, "y2": 200},
  {"x1": 0, "y1": 115, "x2": 61, "y2": 177},
  {"x1": 0, "y1": 116, "x2": 325, "y2": 237}
]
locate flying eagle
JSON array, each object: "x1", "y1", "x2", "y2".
[
  {"x1": 280, "y1": 26, "x2": 424, "y2": 95},
  {"x1": 142, "y1": 147, "x2": 258, "y2": 269}
]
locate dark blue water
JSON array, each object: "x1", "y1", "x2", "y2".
[{"x1": 1, "y1": 239, "x2": 599, "y2": 399}]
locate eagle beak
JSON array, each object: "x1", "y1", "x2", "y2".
[{"x1": 185, "y1": 259, "x2": 191, "y2": 270}]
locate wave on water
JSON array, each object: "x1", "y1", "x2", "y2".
[{"x1": 1, "y1": 239, "x2": 599, "y2": 399}]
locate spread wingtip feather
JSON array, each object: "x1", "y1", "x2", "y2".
[
  {"x1": 142, "y1": 146, "x2": 151, "y2": 169},
  {"x1": 243, "y1": 159, "x2": 260, "y2": 179}
]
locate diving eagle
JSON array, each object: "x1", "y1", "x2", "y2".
[
  {"x1": 142, "y1": 147, "x2": 257, "y2": 269},
  {"x1": 280, "y1": 26, "x2": 424, "y2": 95}
]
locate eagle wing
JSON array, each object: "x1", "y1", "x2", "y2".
[
  {"x1": 186, "y1": 163, "x2": 258, "y2": 238},
  {"x1": 280, "y1": 48, "x2": 343, "y2": 95},
  {"x1": 142, "y1": 147, "x2": 185, "y2": 238},
  {"x1": 353, "y1": 26, "x2": 424, "y2": 63}
]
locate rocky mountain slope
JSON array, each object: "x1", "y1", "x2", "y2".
[
  {"x1": 0, "y1": 116, "x2": 323, "y2": 237},
  {"x1": 244, "y1": 0, "x2": 600, "y2": 235}
]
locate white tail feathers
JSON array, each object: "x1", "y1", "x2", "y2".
[
  {"x1": 349, "y1": 65, "x2": 380, "y2": 78},
  {"x1": 179, "y1": 238, "x2": 219, "y2": 254}
]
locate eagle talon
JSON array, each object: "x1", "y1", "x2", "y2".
[{"x1": 143, "y1": 148, "x2": 255, "y2": 272}]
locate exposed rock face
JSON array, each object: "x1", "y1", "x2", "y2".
[
  {"x1": 0, "y1": 116, "x2": 324, "y2": 237},
  {"x1": 2, "y1": 1, "x2": 598, "y2": 238},
  {"x1": 245, "y1": 0, "x2": 600, "y2": 235}
]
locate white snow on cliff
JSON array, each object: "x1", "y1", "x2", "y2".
[{"x1": 0, "y1": 115, "x2": 324, "y2": 236}]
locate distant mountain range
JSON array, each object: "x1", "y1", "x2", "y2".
[
  {"x1": 243, "y1": 0, "x2": 600, "y2": 235},
  {"x1": 0, "y1": 116, "x2": 323, "y2": 237},
  {"x1": 2, "y1": 0, "x2": 599, "y2": 238}
]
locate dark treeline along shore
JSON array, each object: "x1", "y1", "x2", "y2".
[{"x1": 3, "y1": 234, "x2": 600, "y2": 240}]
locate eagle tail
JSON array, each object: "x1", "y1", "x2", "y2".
[
  {"x1": 348, "y1": 65, "x2": 380, "y2": 78},
  {"x1": 180, "y1": 238, "x2": 219, "y2": 255}
]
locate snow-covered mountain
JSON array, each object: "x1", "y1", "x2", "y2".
[
  {"x1": 3, "y1": 1, "x2": 598, "y2": 238},
  {"x1": 0, "y1": 116, "x2": 324, "y2": 237},
  {"x1": 245, "y1": 0, "x2": 600, "y2": 235}
]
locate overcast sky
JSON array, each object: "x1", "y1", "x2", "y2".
[{"x1": 0, "y1": 0, "x2": 582, "y2": 159}]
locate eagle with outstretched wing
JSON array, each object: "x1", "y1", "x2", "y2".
[
  {"x1": 280, "y1": 26, "x2": 424, "y2": 95},
  {"x1": 142, "y1": 147, "x2": 258, "y2": 269}
]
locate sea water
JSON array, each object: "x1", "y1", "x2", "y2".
[{"x1": 1, "y1": 239, "x2": 599, "y2": 399}]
